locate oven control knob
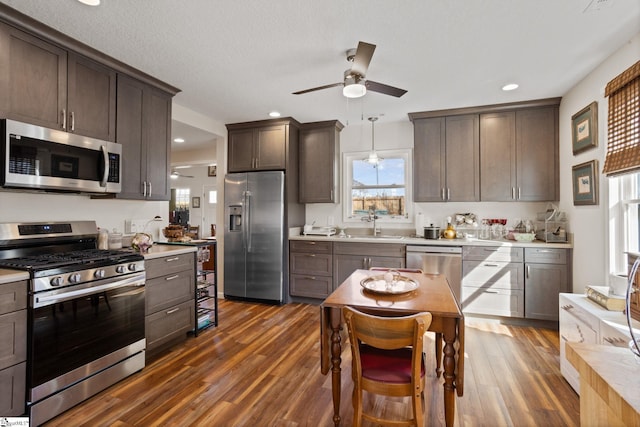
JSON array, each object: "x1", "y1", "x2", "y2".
[
  {"x1": 50, "y1": 276, "x2": 64, "y2": 287},
  {"x1": 116, "y1": 265, "x2": 126, "y2": 274},
  {"x1": 69, "y1": 273, "x2": 82, "y2": 283},
  {"x1": 94, "y1": 269, "x2": 106, "y2": 279},
  {"x1": 128, "y1": 263, "x2": 138, "y2": 271}
]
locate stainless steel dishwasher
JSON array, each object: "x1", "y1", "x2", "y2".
[{"x1": 406, "y1": 245, "x2": 462, "y2": 302}]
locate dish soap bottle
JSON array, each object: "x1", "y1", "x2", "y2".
[{"x1": 443, "y1": 217, "x2": 457, "y2": 239}]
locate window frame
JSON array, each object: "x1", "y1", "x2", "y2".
[
  {"x1": 609, "y1": 173, "x2": 640, "y2": 276},
  {"x1": 342, "y1": 148, "x2": 412, "y2": 224}
]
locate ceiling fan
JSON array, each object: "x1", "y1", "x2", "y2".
[
  {"x1": 292, "y1": 41, "x2": 407, "y2": 98},
  {"x1": 170, "y1": 170, "x2": 194, "y2": 179}
]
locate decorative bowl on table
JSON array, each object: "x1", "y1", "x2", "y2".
[
  {"x1": 131, "y1": 232, "x2": 153, "y2": 253},
  {"x1": 163, "y1": 225, "x2": 184, "y2": 242},
  {"x1": 513, "y1": 232, "x2": 536, "y2": 242}
]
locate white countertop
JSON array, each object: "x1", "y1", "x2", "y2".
[
  {"x1": 0, "y1": 268, "x2": 29, "y2": 284},
  {"x1": 142, "y1": 244, "x2": 197, "y2": 260},
  {"x1": 289, "y1": 233, "x2": 573, "y2": 248}
]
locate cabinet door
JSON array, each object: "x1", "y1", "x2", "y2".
[
  {"x1": 116, "y1": 75, "x2": 145, "y2": 199},
  {"x1": 0, "y1": 362, "x2": 25, "y2": 416},
  {"x1": 255, "y1": 125, "x2": 286, "y2": 170},
  {"x1": 0, "y1": 23, "x2": 67, "y2": 129},
  {"x1": 445, "y1": 114, "x2": 479, "y2": 201},
  {"x1": 67, "y1": 53, "x2": 116, "y2": 141},
  {"x1": 413, "y1": 118, "x2": 446, "y2": 202},
  {"x1": 480, "y1": 112, "x2": 516, "y2": 201},
  {"x1": 516, "y1": 107, "x2": 558, "y2": 201},
  {"x1": 300, "y1": 125, "x2": 338, "y2": 203},
  {"x1": 228, "y1": 129, "x2": 255, "y2": 172},
  {"x1": 334, "y1": 254, "x2": 368, "y2": 289},
  {"x1": 0, "y1": 310, "x2": 26, "y2": 370},
  {"x1": 143, "y1": 87, "x2": 171, "y2": 200},
  {"x1": 525, "y1": 263, "x2": 567, "y2": 320}
]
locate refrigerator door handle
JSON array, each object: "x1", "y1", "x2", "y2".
[{"x1": 244, "y1": 190, "x2": 253, "y2": 252}]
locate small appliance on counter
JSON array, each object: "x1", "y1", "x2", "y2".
[{"x1": 303, "y1": 225, "x2": 336, "y2": 236}]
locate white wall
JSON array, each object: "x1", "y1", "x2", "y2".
[
  {"x1": 0, "y1": 191, "x2": 167, "y2": 240},
  {"x1": 170, "y1": 165, "x2": 218, "y2": 235},
  {"x1": 558, "y1": 32, "x2": 640, "y2": 292}
]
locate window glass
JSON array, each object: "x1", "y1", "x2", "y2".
[{"x1": 343, "y1": 149, "x2": 411, "y2": 222}]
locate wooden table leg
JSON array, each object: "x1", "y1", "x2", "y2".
[
  {"x1": 329, "y1": 307, "x2": 342, "y2": 426},
  {"x1": 442, "y1": 319, "x2": 457, "y2": 427},
  {"x1": 435, "y1": 332, "x2": 443, "y2": 377}
]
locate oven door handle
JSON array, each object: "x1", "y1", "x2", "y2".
[{"x1": 33, "y1": 274, "x2": 145, "y2": 308}]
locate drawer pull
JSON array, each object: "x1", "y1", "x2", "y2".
[
  {"x1": 483, "y1": 263, "x2": 500, "y2": 267},
  {"x1": 483, "y1": 249, "x2": 499, "y2": 252},
  {"x1": 165, "y1": 275, "x2": 180, "y2": 281},
  {"x1": 305, "y1": 242, "x2": 317, "y2": 245},
  {"x1": 165, "y1": 257, "x2": 180, "y2": 262},
  {"x1": 483, "y1": 290, "x2": 499, "y2": 294},
  {"x1": 305, "y1": 276, "x2": 317, "y2": 280},
  {"x1": 166, "y1": 307, "x2": 180, "y2": 315},
  {"x1": 305, "y1": 254, "x2": 316, "y2": 257}
]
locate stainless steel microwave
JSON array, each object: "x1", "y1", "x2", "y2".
[{"x1": 1, "y1": 119, "x2": 122, "y2": 194}]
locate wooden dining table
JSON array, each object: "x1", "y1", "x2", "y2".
[{"x1": 320, "y1": 269, "x2": 464, "y2": 427}]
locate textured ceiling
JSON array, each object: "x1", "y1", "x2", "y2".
[{"x1": 2, "y1": 0, "x2": 639, "y2": 147}]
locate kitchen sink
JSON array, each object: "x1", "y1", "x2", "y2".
[{"x1": 372, "y1": 235, "x2": 405, "y2": 240}]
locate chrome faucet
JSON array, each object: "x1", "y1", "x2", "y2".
[{"x1": 366, "y1": 206, "x2": 381, "y2": 236}]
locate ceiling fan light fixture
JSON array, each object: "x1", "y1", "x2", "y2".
[
  {"x1": 343, "y1": 82, "x2": 366, "y2": 98},
  {"x1": 366, "y1": 151, "x2": 381, "y2": 164},
  {"x1": 77, "y1": 0, "x2": 101, "y2": 6}
]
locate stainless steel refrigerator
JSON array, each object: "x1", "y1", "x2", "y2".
[{"x1": 224, "y1": 171, "x2": 285, "y2": 303}]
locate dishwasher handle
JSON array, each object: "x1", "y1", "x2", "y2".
[{"x1": 406, "y1": 245, "x2": 462, "y2": 254}]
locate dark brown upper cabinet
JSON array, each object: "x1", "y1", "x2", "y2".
[
  {"x1": 412, "y1": 114, "x2": 480, "y2": 202},
  {"x1": 0, "y1": 23, "x2": 116, "y2": 141},
  {"x1": 226, "y1": 118, "x2": 300, "y2": 173},
  {"x1": 299, "y1": 120, "x2": 343, "y2": 203}
]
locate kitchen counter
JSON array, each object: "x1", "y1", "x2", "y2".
[
  {"x1": 0, "y1": 268, "x2": 29, "y2": 284},
  {"x1": 566, "y1": 342, "x2": 640, "y2": 426},
  {"x1": 142, "y1": 243, "x2": 197, "y2": 260},
  {"x1": 289, "y1": 233, "x2": 573, "y2": 248}
]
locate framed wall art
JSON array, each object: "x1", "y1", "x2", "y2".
[
  {"x1": 192, "y1": 196, "x2": 201, "y2": 208},
  {"x1": 571, "y1": 101, "x2": 598, "y2": 155},
  {"x1": 572, "y1": 160, "x2": 598, "y2": 205},
  {"x1": 208, "y1": 165, "x2": 217, "y2": 177}
]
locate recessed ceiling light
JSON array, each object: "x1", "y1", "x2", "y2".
[
  {"x1": 173, "y1": 137, "x2": 185, "y2": 143},
  {"x1": 77, "y1": 0, "x2": 100, "y2": 5},
  {"x1": 502, "y1": 83, "x2": 519, "y2": 91},
  {"x1": 269, "y1": 111, "x2": 281, "y2": 117}
]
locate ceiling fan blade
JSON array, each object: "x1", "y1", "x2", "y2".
[
  {"x1": 350, "y1": 41, "x2": 376, "y2": 77},
  {"x1": 292, "y1": 82, "x2": 343, "y2": 95},
  {"x1": 365, "y1": 80, "x2": 407, "y2": 97}
]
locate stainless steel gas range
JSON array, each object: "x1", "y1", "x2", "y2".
[{"x1": 0, "y1": 221, "x2": 146, "y2": 426}]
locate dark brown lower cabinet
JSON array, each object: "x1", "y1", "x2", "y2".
[{"x1": 0, "y1": 279, "x2": 27, "y2": 416}]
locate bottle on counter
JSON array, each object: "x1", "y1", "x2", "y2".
[{"x1": 98, "y1": 228, "x2": 109, "y2": 250}]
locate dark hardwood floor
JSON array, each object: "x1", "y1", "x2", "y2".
[{"x1": 43, "y1": 299, "x2": 580, "y2": 426}]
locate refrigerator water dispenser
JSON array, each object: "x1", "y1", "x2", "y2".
[{"x1": 229, "y1": 205, "x2": 242, "y2": 231}]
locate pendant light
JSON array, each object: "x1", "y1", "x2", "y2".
[{"x1": 365, "y1": 116, "x2": 382, "y2": 165}]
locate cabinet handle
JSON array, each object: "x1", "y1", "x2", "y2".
[
  {"x1": 305, "y1": 276, "x2": 317, "y2": 280},
  {"x1": 368, "y1": 257, "x2": 372, "y2": 269},
  {"x1": 166, "y1": 307, "x2": 180, "y2": 315},
  {"x1": 483, "y1": 290, "x2": 499, "y2": 294},
  {"x1": 483, "y1": 263, "x2": 499, "y2": 267},
  {"x1": 441, "y1": 188, "x2": 446, "y2": 201},
  {"x1": 447, "y1": 188, "x2": 450, "y2": 201},
  {"x1": 305, "y1": 254, "x2": 316, "y2": 257},
  {"x1": 61, "y1": 108, "x2": 67, "y2": 130},
  {"x1": 165, "y1": 274, "x2": 180, "y2": 281},
  {"x1": 70, "y1": 111, "x2": 75, "y2": 132},
  {"x1": 511, "y1": 187, "x2": 516, "y2": 200},
  {"x1": 518, "y1": 187, "x2": 521, "y2": 200},
  {"x1": 483, "y1": 248, "x2": 499, "y2": 252},
  {"x1": 143, "y1": 181, "x2": 147, "y2": 197},
  {"x1": 526, "y1": 265, "x2": 530, "y2": 279},
  {"x1": 305, "y1": 242, "x2": 317, "y2": 245},
  {"x1": 165, "y1": 257, "x2": 180, "y2": 262}
]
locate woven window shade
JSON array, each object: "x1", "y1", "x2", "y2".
[{"x1": 602, "y1": 61, "x2": 640, "y2": 176}]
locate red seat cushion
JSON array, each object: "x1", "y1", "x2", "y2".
[{"x1": 359, "y1": 344, "x2": 424, "y2": 384}]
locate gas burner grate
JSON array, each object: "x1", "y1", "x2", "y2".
[{"x1": 0, "y1": 249, "x2": 142, "y2": 271}]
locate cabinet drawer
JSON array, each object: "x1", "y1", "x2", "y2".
[
  {"x1": 333, "y1": 242, "x2": 405, "y2": 257},
  {"x1": 290, "y1": 274, "x2": 333, "y2": 299},
  {"x1": 0, "y1": 309, "x2": 26, "y2": 370},
  {"x1": 145, "y1": 299, "x2": 194, "y2": 352},
  {"x1": 462, "y1": 286, "x2": 524, "y2": 317},
  {"x1": 146, "y1": 270, "x2": 195, "y2": 314},
  {"x1": 290, "y1": 240, "x2": 333, "y2": 254},
  {"x1": 0, "y1": 280, "x2": 27, "y2": 315},
  {"x1": 0, "y1": 361, "x2": 25, "y2": 416},
  {"x1": 291, "y1": 252, "x2": 332, "y2": 276},
  {"x1": 145, "y1": 252, "x2": 195, "y2": 280},
  {"x1": 463, "y1": 246, "x2": 523, "y2": 262},
  {"x1": 525, "y1": 248, "x2": 567, "y2": 264},
  {"x1": 462, "y1": 261, "x2": 523, "y2": 290}
]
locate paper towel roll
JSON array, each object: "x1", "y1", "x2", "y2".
[{"x1": 415, "y1": 212, "x2": 423, "y2": 237}]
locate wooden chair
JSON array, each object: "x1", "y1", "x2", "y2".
[{"x1": 343, "y1": 306, "x2": 433, "y2": 427}]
